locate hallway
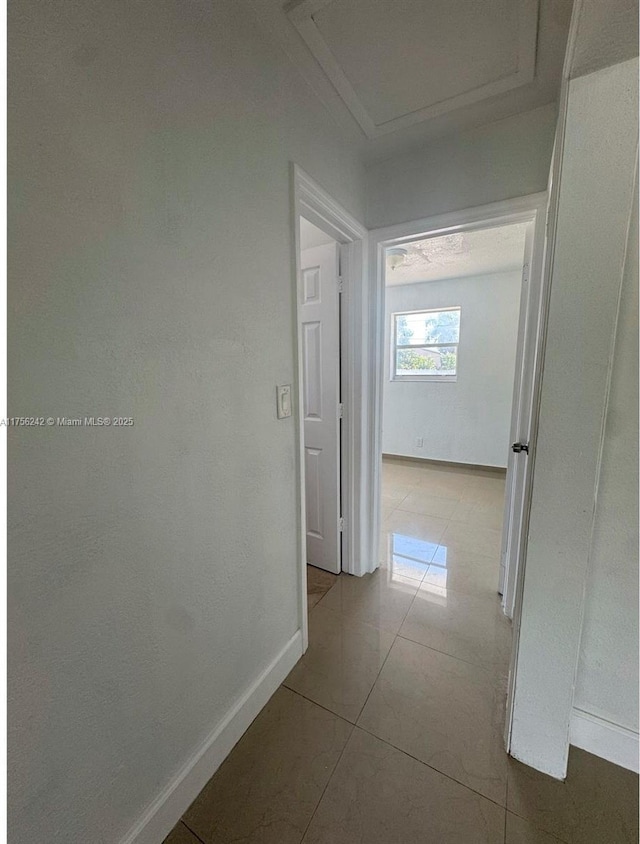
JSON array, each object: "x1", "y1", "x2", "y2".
[{"x1": 165, "y1": 459, "x2": 638, "y2": 844}]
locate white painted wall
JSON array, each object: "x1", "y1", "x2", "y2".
[
  {"x1": 574, "y1": 175, "x2": 639, "y2": 734},
  {"x1": 570, "y1": 0, "x2": 639, "y2": 79},
  {"x1": 7, "y1": 1, "x2": 365, "y2": 842},
  {"x1": 299, "y1": 217, "x2": 335, "y2": 249},
  {"x1": 382, "y1": 273, "x2": 521, "y2": 467},
  {"x1": 510, "y1": 57, "x2": 639, "y2": 777},
  {"x1": 365, "y1": 103, "x2": 558, "y2": 229}
]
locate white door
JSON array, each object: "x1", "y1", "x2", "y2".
[
  {"x1": 300, "y1": 242, "x2": 341, "y2": 574},
  {"x1": 499, "y1": 221, "x2": 537, "y2": 617}
]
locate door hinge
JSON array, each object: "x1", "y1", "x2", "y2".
[
  {"x1": 337, "y1": 276, "x2": 344, "y2": 294},
  {"x1": 339, "y1": 516, "x2": 345, "y2": 532},
  {"x1": 338, "y1": 402, "x2": 344, "y2": 418}
]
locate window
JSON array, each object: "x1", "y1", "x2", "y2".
[{"x1": 392, "y1": 307, "x2": 461, "y2": 381}]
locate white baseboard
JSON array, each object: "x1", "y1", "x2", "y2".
[
  {"x1": 381, "y1": 454, "x2": 507, "y2": 473},
  {"x1": 120, "y1": 630, "x2": 303, "y2": 844},
  {"x1": 570, "y1": 708, "x2": 639, "y2": 773}
]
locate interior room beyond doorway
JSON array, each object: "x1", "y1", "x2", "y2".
[
  {"x1": 383, "y1": 223, "x2": 527, "y2": 468},
  {"x1": 381, "y1": 221, "x2": 528, "y2": 602}
]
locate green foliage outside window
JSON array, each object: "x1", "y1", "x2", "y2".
[{"x1": 397, "y1": 349, "x2": 437, "y2": 370}]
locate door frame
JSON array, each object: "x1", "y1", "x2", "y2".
[
  {"x1": 499, "y1": 217, "x2": 540, "y2": 619},
  {"x1": 292, "y1": 164, "x2": 369, "y2": 651},
  {"x1": 368, "y1": 193, "x2": 549, "y2": 751}
]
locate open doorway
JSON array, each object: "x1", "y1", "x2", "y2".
[
  {"x1": 369, "y1": 195, "x2": 549, "y2": 754},
  {"x1": 291, "y1": 165, "x2": 369, "y2": 651},
  {"x1": 380, "y1": 222, "x2": 529, "y2": 612}
]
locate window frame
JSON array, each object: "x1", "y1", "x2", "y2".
[{"x1": 390, "y1": 306, "x2": 461, "y2": 382}]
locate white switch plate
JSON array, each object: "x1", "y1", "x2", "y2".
[{"x1": 276, "y1": 385, "x2": 292, "y2": 419}]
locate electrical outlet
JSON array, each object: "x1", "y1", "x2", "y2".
[{"x1": 416, "y1": 437, "x2": 423, "y2": 448}]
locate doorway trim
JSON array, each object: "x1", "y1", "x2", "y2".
[
  {"x1": 292, "y1": 164, "x2": 368, "y2": 651},
  {"x1": 368, "y1": 192, "x2": 549, "y2": 752}
]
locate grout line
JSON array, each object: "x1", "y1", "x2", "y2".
[
  {"x1": 298, "y1": 714, "x2": 356, "y2": 841},
  {"x1": 282, "y1": 685, "x2": 357, "y2": 726},
  {"x1": 503, "y1": 808, "x2": 570, "y2": 843},
  {"x1": 311, "y1": 580, "x2": 340, "y2": 611},
  {"x1": 299, "y1": 739, "x2": 353, "y2": 842},
  {"x1": 305, "y1": 599, "x2": 410, "y2": 638},
  {"x1": 298, "y1": 469, "x2": 512, "y2": 835},
  {"x1": 353, "y1": 721, "x2": 508, "y2": 812},
  {"x1": 186, "y1": 462, "x2": 536, "y2": 844},
  {"x1": 285, "y1": 651, "x2": 509, "y2": 816},
  {"x1": 296, "y1": 572, "x2": 425, "y2": 840},
  {"x1": 353, "y1": 626, "x2": 398, "y2": 725},
  {"x1": 359, "y1": 473, "x2": 512, "y2": 813},
  {"x1": 179, "y1": 819, "x2": 208, "y2": 844},
  {"x1": 393, "y1": 503, "x2": 504, "y2": 533},
  {"x1": 504, "y1": 797, "x2": 508, "y2": 844},
  {"x1": 351, "y1": 568, "x2": 424, "y2": 723},
  {"x1": 505, "y1": 749, "x2": 510, "y2": 844},
  {"x1": 394, "y1": 631, "x2": 511, "y2": 676}
]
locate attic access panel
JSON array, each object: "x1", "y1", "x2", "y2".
[{"x1": 286, "y1": 0, "x2": 539, "y2": 137}]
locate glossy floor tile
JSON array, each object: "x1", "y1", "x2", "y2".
[
  {"x1": 451, "y1": 497, "x2": 506, "y2": 530},
  {"x1": 380, "y1": 463, "x2": 424, "y2": 488},
  {"x1": 466, "y1": 471, "x2": 508, "y2": 489},
  {"x1": 423, "y1": 546, "x2": 502, "y2": 597},
  {"x1": 507, "y1": 747, "x2": 640, "y2": 844},
  {"x1": 381, "y1": 482, "x2": 412, "y2": 503},
  {"x1": 183, "y1": 687, "x2": 352, "y2": 844},
  {"x1": 379, "y1": 508, "x2": 448, "y2": 579},
  {"x1": 505, "y1": 813, "x2": 566, "y2": 843},
  {"x1": 302, "y1": 728, "x2": 505, "y2": 844},
  {"x1": 459, "y1": 480, "x2": 507, "y2": 506},
  {"x1": 399, "y1": 583, "x2": 512, "y2": 671},
  {"x1": 284, "y1": 604, "x2": 394, "y2": 722},
  {"x1": 306, "y1": 565, "x2": 338, "y2": 610},
  {"x1": 440, "y1": 519, "x2": 503, "y2": 558},
  {"x1": 163, "y1": 822, "x2": 202, "y2": 844},
  {"x1": 378, "y1": 527, "x2": 437, "y2": 580},
  {"x1": 317, "y1": 567, "x2": 419, "y2": 634},
  {"x1": 397, "y1": 486, "x2": 460, "y2": 519},
  {"x1": 169, "y1": 459, "x2": 637, "y2": 844},
  {"x1": 383, "y1": 507, "x2": 449, "y2": 543},
  {"x1": 358, "y1": 636, "x2": 509, "y2": 805},
  {"x1": 414, "y1": 473, "x2": 474, "y2": 501}
]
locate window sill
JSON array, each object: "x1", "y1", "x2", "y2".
[{"x1": 391, "y1": 376, "x2": 458, "y2": 383}]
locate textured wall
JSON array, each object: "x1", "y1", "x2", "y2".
[
  {"x1": 7, "y1": 1, "x2": 365, "y2": 841},
  {"x1": 571, "y1": 0, "x2": 639, "y2": 79},
  {"x1": 511, "y1": 58, "x2": 639, "y2": 776},
  {"x1": 575, "y1": 175, "x2": 639, "y2": 732},
  {"x1": 365, "y1": 104, "x2": 557, "y2": 229}
]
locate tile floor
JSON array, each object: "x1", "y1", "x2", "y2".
[{"x1": 165, "y1": 458, "x2": 639, "y2": 844}]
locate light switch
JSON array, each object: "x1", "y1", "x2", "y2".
[{"x1": 276, "y1": 384, "x2": 292, "y2": 419}]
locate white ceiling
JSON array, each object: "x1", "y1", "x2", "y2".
[
  {"x1": 251, "y1": 0, "x2": 572, "y2": 162},
  {"x1": 300, "y1": 217, "x2": 335, "y2": 250},
  {"x1": 385, "y1": 222, "x2": 528, "y2": 286}
]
